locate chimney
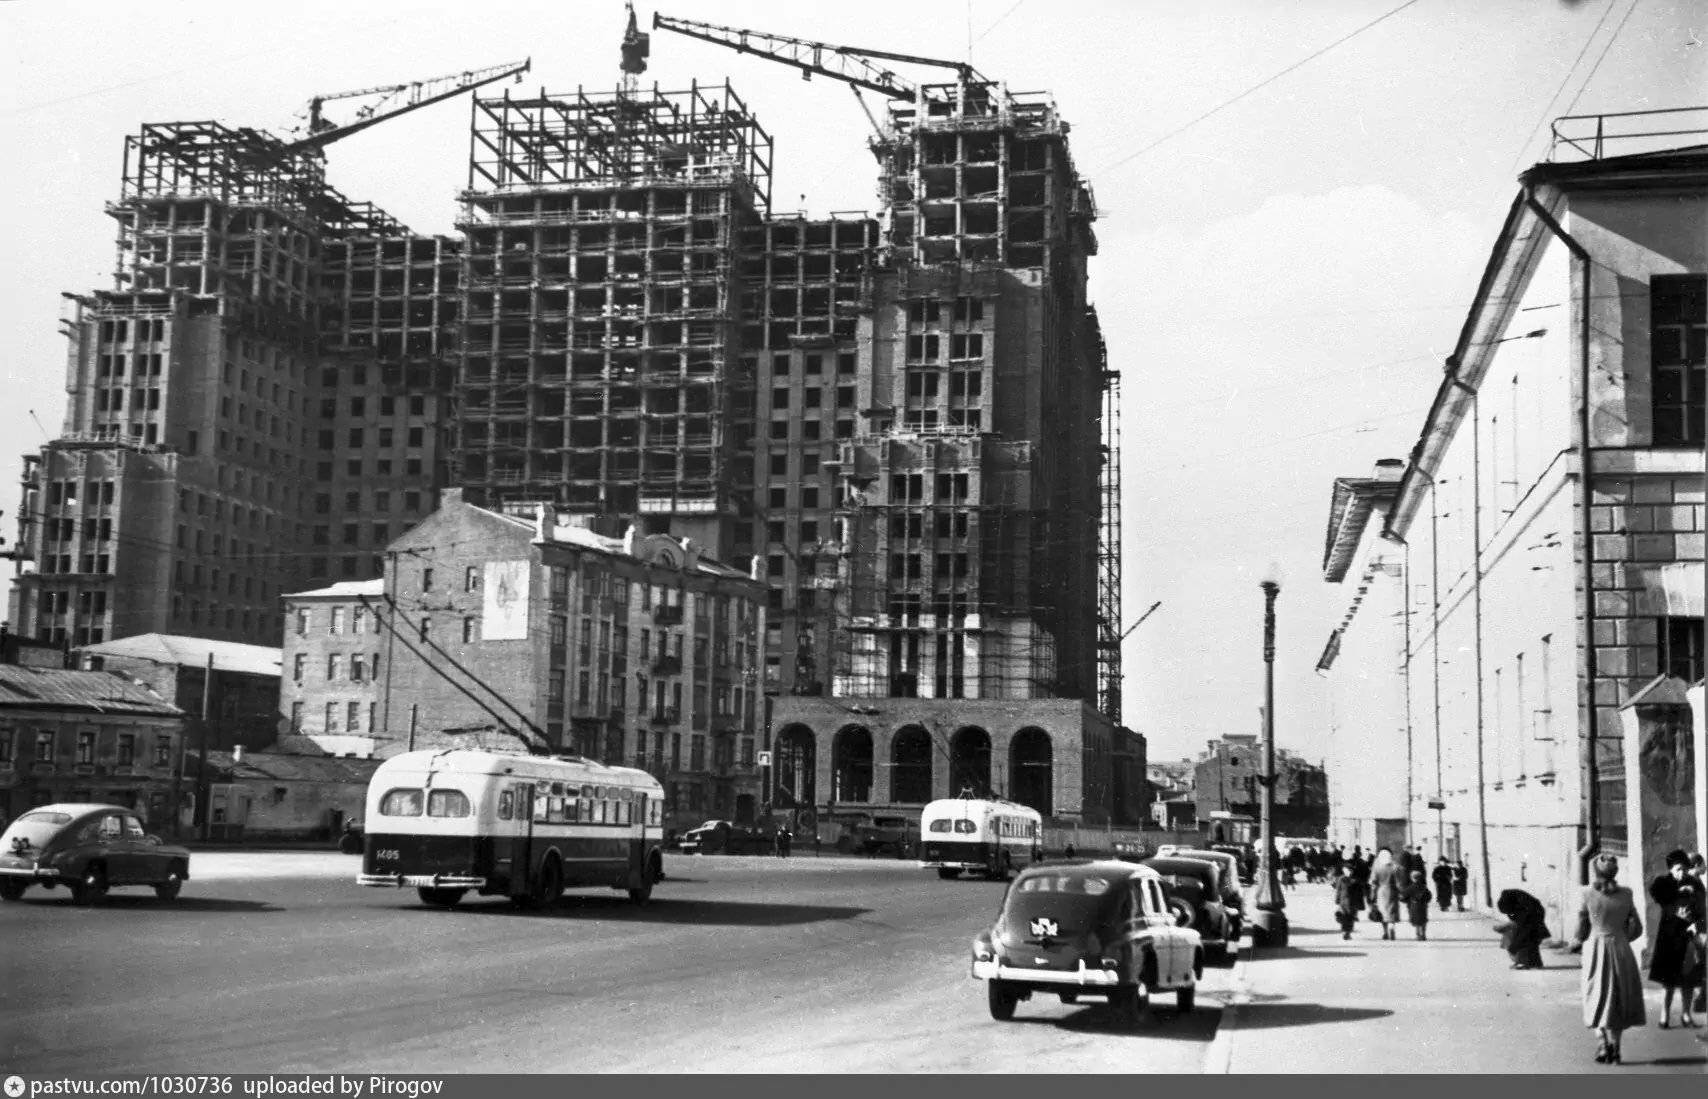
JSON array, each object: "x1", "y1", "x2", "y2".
[
  {"x1": 233, "y1": 744, "x2": 245, "y2": 765},
  {"x1": 1373, "y1": 459, "x2": 1404, "y2": 482}
]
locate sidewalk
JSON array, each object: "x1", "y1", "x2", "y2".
[{"x1": 1214, "y1": 883, "x2": 1707, "y2": 1074}]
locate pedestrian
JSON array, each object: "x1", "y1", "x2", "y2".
[
  {"x1": 1431, "y1": 856, "x2": 1455, "y2": 913},
  {"x1": 1570, "y1": 853, "x2": 1645, "y2": 1065},
  {"x1": 1403, "y1": 870, "x2": 1432, "y2": 940},
  {"x1": 1647, "y1": 848, "x2": 1704, "y2": 1029},
  {"x1": 1368, "y1": 847, "x2": 1403, "y2": 940},
  {"x1": 1692, "y1": 854, "x2": 1708, "y2": 1017},
  {"x1": 779, "y1": 827, "x2": 792, "y2": 858},
  {"x1": 1332, "y1": 864, "x2": 1362, "y2": 940},
  {"x1": 1494, "y1": 888, "x2": 1551, "y2": 969},
  {"x1": 1452, "y1": 858, "x2": 1469, "y2": 912},
  {"x1": 773, "y1": 827, "x2": 785, "y2": 858}
]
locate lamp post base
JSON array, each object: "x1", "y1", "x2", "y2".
[{"x1": 1249, "y1": 907, "x2": 1290, "y2": 949}]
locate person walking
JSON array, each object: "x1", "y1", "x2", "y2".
[
  {"x1": 1571, "y1": 854, "x2": 1646, "y2": 1065},
  {"x1": 1452, "y1": 858, "x2": 1469, "y2": 912},
  {"x1": 1403, "y1": 870, "x2": 1432, "y2": 940},
  {"x1": 1691, "y1": 854, "x2": 1707, "y2": 1017},
  {"x1": 1332, "y1": 864, "x2": 1362, "y2": 940},
  {"x1": 1431, "y1": 856, "x2": 1455, "y2": 913},
  {"x1": 1494, "y1": 888, "x2": 1550, "y2": 969},
  {"x1": 1369, "y1": 847, "x2": 1403, "y2": 941},
  {"x1": 1647, "y1": 848, "x2": 1704, "y2": 1028}
]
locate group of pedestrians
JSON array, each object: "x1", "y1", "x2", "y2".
[{"x1": 1328, "y1": 844, "x2": 1466, "y2": 941}]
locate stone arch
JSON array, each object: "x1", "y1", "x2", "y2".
[
  {"x1": 1009, "y1": 727, "x2": 1053, "y2": 816},
  {"x1": 890, "y1": 725, "x2": 934, "y2": 804},
  {"x1": 949, "y1": 726, "x2": 992, "y2": 797},
  {"x1": 775, "y1": 723, "x2": 817, "y2": 810},
  {"x1": 833, "y1": 725, "x2": 874, "y2": 803}
]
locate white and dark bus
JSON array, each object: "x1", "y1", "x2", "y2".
[
  {"x1": 357, "y1": 749, "x2": 665, "y2": 908},
  {"x1": 918, "y1": 796, "x2": 1043, "y2": 880}
]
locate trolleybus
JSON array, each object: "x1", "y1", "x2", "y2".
[
  {"x1": 918, "y1": 796, "x2": 1043, "y2": 879},
  {"x1": 356, "y1": 748, "x2": 665, "y2": 908}
]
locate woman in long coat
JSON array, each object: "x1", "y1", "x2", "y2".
[
  {"x1": 1495, "y1": 888, "x2": 1550, "y2": 969},
  {"x1": 1572, "y1": 854, "x2": 1646, "y2": 1064},
  {"x1": 1332, "y1": 865, "x2": 1363, "y2": 940},
  {"x1": 1368, "y1": 848, "x2": 1403, "y2": 940},
  {"x1": 1647, "y1": 848, "x2": 1705, "y2": 1028}
]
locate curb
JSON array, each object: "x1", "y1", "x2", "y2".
[{"x1": 1203, "y1": 936, "x2": 1254, "y2": 1075}]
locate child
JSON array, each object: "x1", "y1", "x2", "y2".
[
  {"x1": 1403, "y1": 869, "x2": 1433, "y2": 940},
  {"x1": 1332, "y1": 865, "x2": 1362, "y2": 940}
]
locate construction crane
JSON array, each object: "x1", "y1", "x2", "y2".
[
  {"x1": 1120, "y1": 601, "x2": 1162, "y2": 642},
  {"x1": 286, "y1": 57, "x2": 532, "y2": 154},
  {"x1": 651, "y1": 12, "x2": 982, "y2": 101}
]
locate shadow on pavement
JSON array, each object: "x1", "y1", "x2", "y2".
[
  {"x1": 1248, "y1": 947, "x2": 1367, "y2": 961},
  {"x1": 1009, "y1": 1000, "x2": 1222, "y2": 1042},
  {"x1": 400, "y1": 895, "x2": 870, "y2": 926},
  {"x1": 1640, "y1": 1057, "x2": 1708, "y2": 1067},
  {"x1": 27, "y1": 894, "x2": 279, "y2": 913},
  {"x1": 1231, "y1": 1002, "x2": 1394, "y2": 1029}
]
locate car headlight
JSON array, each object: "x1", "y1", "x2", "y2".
[{"x1": 972, "y1": 932, "x2": 996, "y2": 961}]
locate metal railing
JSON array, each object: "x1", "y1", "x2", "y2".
[{"x1": 1549, "y1": 106, "x2": 1708, "y2": 162}]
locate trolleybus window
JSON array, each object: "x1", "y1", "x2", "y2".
[
  {"x1": 380, "y1": 788, "x2": 424, "y2": 816},
  {"x1": 954, "y1": 820, "x2": 976, "y2": 834},
  {"x1": 928, "y1": 820, "x2": 953, "y2": 833},
  {"x1": 498, "y1": 789, "x2": 514, "y2": 820},
  {"x1": 427, "y1": 790, "x2": 471, "y2": 818}
]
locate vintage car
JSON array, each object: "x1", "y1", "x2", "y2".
[
  {"x1": 971, "y1": 861, "x2": 1203, "y2": 1025},
  {"x1": 1169, "y1": 848, "x2": 1247, "y2": 943},
  {"x1": 1211, "y1": 842, "x2": 1257, "y2": 884},
  {"x1": 677, "y1": 819, "x2": 776, "y2": 855},
  {"x1": 1140, "y1": 855, "x2": 1236, "y2": 960},
  {"x1": 0, "y1": 803, "x2": 192, "y2": 904}
]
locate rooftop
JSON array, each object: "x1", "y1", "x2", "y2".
[
  {"x1": 0, "y1": 665, "x2": 182, "y2": 717},
  {"x1": 79, "y1": 633, "x2": 283, "y2": 679}
]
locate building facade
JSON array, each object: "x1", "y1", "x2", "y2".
[
  {"x1": 77, "y1": 633, "x2": 282, "y2": 751},
  {"x1": 0, "y1": 664, "x2": 186, "y2": 824},
  {"x1": 1191, "y1": 734, "x2": 1329, "y2": 839},
  {"x1": 1318, "y1": 128, "x2": 1706, "y2": 936},
  {"x1": 279, "y1": 490, "x2": 769, "y2": 828}
]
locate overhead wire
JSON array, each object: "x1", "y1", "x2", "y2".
[{"x1": 1506, "y1": 0, "x2": 1622, "y2": 175}]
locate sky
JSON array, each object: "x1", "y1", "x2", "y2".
[{"x1": 1, "y1": 0, "x2": 1702, "y2": 767}]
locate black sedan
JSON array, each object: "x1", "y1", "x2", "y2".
[
  {"x1": 1140, "y1": 856, "x2": 1235, "y2": 960},
  {"x1": 0, "y1": 803, "x2": 192, "y2": 904}
]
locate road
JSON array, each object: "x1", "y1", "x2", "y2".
[{"x1": 0, "y1": 853, "x2": 1237, "y2": 1074}]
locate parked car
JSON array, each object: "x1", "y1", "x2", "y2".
[
  {"x1": 678, "y1": 819, "x2": 775, "y2": 855},
  {"x1": 1169, "y1": 848, "x2": 1247, "y2": 942},
  {"x1": 1211, "y1": 843, "x2": 1257, "y2": 884},
  {"x1": 847, "y1": 813, "x2": 913, "y2": 856},
  {"x1": 0, "y1": 804, "x2": 192, "y2": 905},
  {"x1": 1141, "y1": 855, "x2": 1235, "y2": 961},
  {"x1": 971, "y1": 860, "x2": 1203, "y2": 1026}
]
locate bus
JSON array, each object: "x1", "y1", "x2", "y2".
[
  {"x1": 918, "y1": 797, "x2": 1043, "y2": 879},
  {"x1": 356, "y1": 749, "x2": 665, "y2": 908}
]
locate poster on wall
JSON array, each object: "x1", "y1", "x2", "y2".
[{"x1": 482, "y1": 560, "x2": 530, "y2": 640}]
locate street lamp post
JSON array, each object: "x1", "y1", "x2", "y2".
[{"x1": 1251, "y1": 579, "x2": 1290, "y2": 948}]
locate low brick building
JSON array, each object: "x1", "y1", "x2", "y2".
[
  {"x1": 78, "y1": 633, "x2": 282, "y2": 750},
  {"x1": 192, "y1": 747, "x2": 380, "y2": 842},
  {"x1": 279, "y1": 489, "x2": 770, "y2": 831},
  {"x1": 0, "y1": 664, "x2": 185, "y2": 825}
]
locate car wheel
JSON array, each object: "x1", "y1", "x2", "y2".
[
  {"x1": 1176, "y1": 982, "x2": 1196, "y2": 1013},
  {"x1": 987, "y1": 979, "x2": 1019, "y2": 1021},
  {"x1": 416, "y1": 887, "x2": 466, "y2": 907},
  {"x1": 154, "y1": 864, "x2": 186, "y2": 902},
  {"x1": 72, "y1": 864, "x2": 107, "y2": 906},
  {"x1": 1167, "y1": 898, "x2": 1194, "y2": 928},
  {"x1": 0, "y1": 879, "x2": 26, "y2": 902},
  {"x1": 937, "y1": 868, "x2": 961, "y2": 880}
]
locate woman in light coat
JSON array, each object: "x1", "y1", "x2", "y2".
[
  {"x1": 1571, "y1": 854, "x2": 1646, "y2": 1065},
  {"x1": 1368, "y1": 847, "x2": 1403, "y2": 941}
]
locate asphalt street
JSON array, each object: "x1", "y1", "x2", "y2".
[{"x1": 0, "y1": 853, "x2": 1238, "y2": 1074}]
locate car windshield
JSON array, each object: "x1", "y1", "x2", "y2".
[
  {"x1": 999, "y1": 874, "x2": 1117, "y2": 936},
  {"x1": 2, "y1": 811, "x2": 73, "y2": 852}
]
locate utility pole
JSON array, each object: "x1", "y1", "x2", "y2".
[{"x1": 198, "y1": 652, "x2": 213, "y2": 842}]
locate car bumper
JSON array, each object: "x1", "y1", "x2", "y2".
[
  {"x1": 970, "y1": 959, "x2": 1121, "y2": 986},
  {"x1": 357, "y1": 873, "x2": 486, "y2": 889},
  {"x1": 919, "y1": 860, "x2": 984, "y2": 870},
  {"x1": 0, "y1": 864, "x2": 60, "y2": 881}
]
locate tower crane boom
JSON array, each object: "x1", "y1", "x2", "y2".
[
  {"x1": 652, "y1": 12, "x2": 982, "y2": 100},
  {"x1": 288, "y1": 57, "x2": 532, "y2": 154}
]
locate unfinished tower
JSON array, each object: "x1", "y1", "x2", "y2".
[{"x1": 453, "y1": 82, "x2": 773, "y2": 558}]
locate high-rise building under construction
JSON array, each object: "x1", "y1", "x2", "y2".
[{"x1": 9, "y1": 13, "x2": 1140, "y2": 825}]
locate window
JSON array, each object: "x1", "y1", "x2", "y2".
[
  {"x1": 293, "y1": 654, "x2": 306, "y2": 683},
  {"x1": 347, "y1": 701, "x2": 361, "y2": 732},
  {"x1": 115, "y1": 734, "x2": 135, "y2": 766},
  {"x1": 422, "y1": 567, "x2": 434, "y2": 592},
  {"x1": 330, "y1": 606, "x2": 345, "y2": 635},
  {"x1": 428, "y1": 790, "x2": 471, "y2": 818},
  {"x1": 419, "y1": 617, "x2": 431, "y2": 642},
  {"x1": 35, "y1": 730, "x2": 55, "y2": 762},
  {"x1": 328, "y1": 654, "x2": 343, "y2": 680},
  {"x1": 1660, "y1": 616, "x2": 1705, "y2": 683},
  {"x1": 379, "y1": 788, "x2": 423, "y2": 816},
  {"x1": 324, "y1": 702, "x2": 342, "y2": 733},
  {"x1": 463, "y1": 617, "x2": 476, "y2": 643},
  {"x1": 351, "y1": 654, "x2": 366, "y2": 682},
  {"x1": 76, "y1": 730, "x2": 96, "y2": 765},
  {"x1": 465, "y1": 566, "x2": 480, "y2": 592},
  {"x1": 0, "y1": 730, "x2": 11, "y2": 765},
  {"x1": 1651, "y1": 275, "x2": 1706, "y2": 446},
  {"x1": 290, "y1": 702, "x2": 302, "y2": 732}
]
